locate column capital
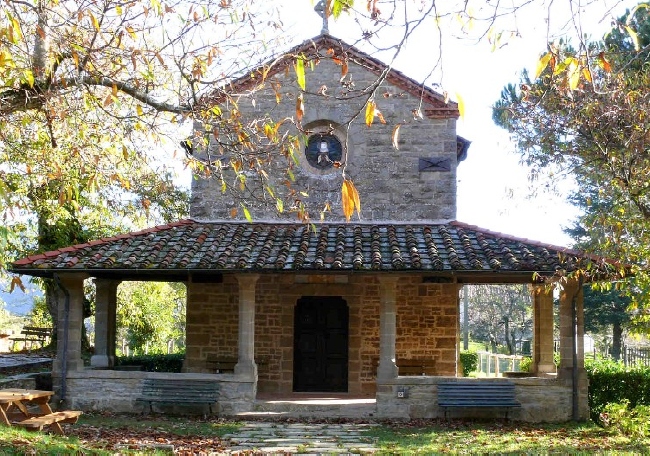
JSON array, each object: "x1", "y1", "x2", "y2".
[{"x1": 235, "y1": 274, "x2": 260, "y2": 289}]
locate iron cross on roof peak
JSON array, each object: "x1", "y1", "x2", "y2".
[{"x1": 314, "y1": 0, "x2": 329, "y2": 35}]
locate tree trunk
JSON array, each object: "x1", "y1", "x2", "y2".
[{"x1": 612, "y1": 321, "x2": 623, "y2": 361}]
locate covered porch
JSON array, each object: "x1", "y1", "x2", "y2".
[
  {"x1": 55, "y1": 270, "x2": 585, "y2": 422},
  {"x1": 11, "y1": 221, "x2": 619, "y2": 422}
]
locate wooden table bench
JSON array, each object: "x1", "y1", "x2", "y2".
[
  {"x1": 136, "y1": 378, "x2": 219, "y2": 414},
  {"x1": 0, "y1": 388, "x2": 81, "y2": 435},
  {"x1": 437, "y1": 381, "x2": 521, "y2": 419},
  {"x1": 10, "y1": 326, "x2": 52, "y2": 352}
]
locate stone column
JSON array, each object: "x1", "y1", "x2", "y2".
[
  {"x1": 91, "y1": 279, "x2": 119, "y2": 369},
  {"x1": 53, "y1": 274, "x2": 88, "y2": 375},
  {"x1": 531, "y1": 285, "x2": 556, "y2": 375},
  {"x1": 377, "y1": 277, "x2": 399, "y2": 380},
  {"x1": 558, "y1": 280, "x2": 586, "y2": 374},
  {"x1": 234, "y1": 274, "x2": 259, "y2": 378},
  {"x1": 558, "y1": 278, "x2": 589, "y2": 419}
]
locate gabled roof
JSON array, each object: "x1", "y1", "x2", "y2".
[
  {"x1": 200, "y1": 34, "x2": 460, "y2": 119},
  {"x1": 11, "y1": 220, "x2": 620, "y2": 283}
]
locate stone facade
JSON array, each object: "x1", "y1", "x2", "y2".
[
  {"x1": 184, "y1": 274, "x2": 459, "y2": 396},
  {"x1": 190, "y1": 45, "x2": 458, "y2": 222}
]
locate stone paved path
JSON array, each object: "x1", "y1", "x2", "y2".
[
  {"x1": 221, "y1": 421, "x2": 379, "y2": 454},
  {"x1": 0, "y1": 354, "x2": 51, "y2": 371}
]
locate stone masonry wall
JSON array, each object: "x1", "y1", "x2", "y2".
[
  {"x1": 190, "y1": 54, "x2": 458, "y2": 222},
  {"x1": 184, "y1": 274, "x2": 459, "y2": 395}
]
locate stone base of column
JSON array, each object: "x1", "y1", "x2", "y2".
[
  {"x1": 234, "y1": 361, "x2": 258, "y2": 379},
  {"x1": 90, "y1": 355, "x2": 114, "y2": 369},
  {"x1": 534, "y1": 362, "x2": 556, "y2": 375},
  {"x1": 377, "y1": 360, "x2": 398, "y2": 380},
  {"x1": 53, "y1": 357, "x2": 85, "y2": 374}
]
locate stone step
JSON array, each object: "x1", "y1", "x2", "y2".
[{"x1": 238, "y1": 397, "x2": 377, "y2": 418}]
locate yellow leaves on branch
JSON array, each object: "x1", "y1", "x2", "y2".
[
  {"x1": 534, "y1": 50, "x2": 610, "y2": 92},
  {"x1": 341, "y1": 178, "x2": 361, "y2": 222},
  {"x1": 365, "y1": 100, "x2": 385, "y2": 127},
  {"x1": 535, "y1": 52, "x2": 554, "y2": 79},
  {"x1": 295, "y1": 57, "x2": 306, "y2": 90}
]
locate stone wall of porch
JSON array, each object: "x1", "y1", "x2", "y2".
[
  {"x1": 53, "y1": 370, "x2": 576, "y2": 422},
  {"x1": 54, "y1": 272, "x2": 588, "y2": 422},
  {"x1": 183, "y1": 273, "x2": 459, "y2": 395}
]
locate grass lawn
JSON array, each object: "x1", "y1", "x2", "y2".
[{"x1": 0, "y1": 414, "x2": 648, "y2": 454}]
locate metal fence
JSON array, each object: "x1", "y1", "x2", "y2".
[
  {"x1": 477, "y1": 351, "x2": 525, "y2": 377},
  {"x1": 624, "y1": 346, "x2": 650, "y2": 367}
]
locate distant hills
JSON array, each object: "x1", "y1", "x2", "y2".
[{"x1": 0, "y1": 285, "x2": 40, "y2": 316}]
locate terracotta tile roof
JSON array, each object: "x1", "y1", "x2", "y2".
[{"x1": 10, "y1": 220, "x2": 620, "y2": 281}]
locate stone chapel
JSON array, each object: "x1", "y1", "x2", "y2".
[{"x1": 11, "y1": 29, "x2": 622, "y2": 421}]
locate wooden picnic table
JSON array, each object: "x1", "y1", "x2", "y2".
[{"x1": 0, "y1": 388, "x2": 81, "y2": 434}]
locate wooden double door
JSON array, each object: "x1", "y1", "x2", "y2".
[{"x1": 293, "y1": 297, "x2": 349, "y2": 392}]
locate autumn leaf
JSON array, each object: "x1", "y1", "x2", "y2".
[
  {"x1": 241, "y1": 204, "x2": 252, "y2": 222},
  {"x1": 598, "y1": 52, "x2": 612, "y2": 72},
  {"x1": 535, "y1": 52, "x2": 553, "y2": 79},
  {"x1": 9, "y1": 276, "x2": 25, "y2": 293},
  {"x1": 136, "y1": 104, "x2": 144, "y2": 116},
  {"x1": 365, "y1": 100, "x2": 376, "y2": 126},
  {"x1": 88, "y1": 11, "x2": 100, "y2": 31},
  {"x1": 340, "y1": 60, "x2": 348, "y2": 81},
  {"x1": 23, "y1": 70, "x2": 34, "y2": 88},
  {"x1": 392, "y1": 124, "x2": 401, "y2": 150},
  {"x1": 455, "y1": 92, "x2": 465, "y2": 119},
  {"x1": 341, "y1": 179, "x2": 361, "y2": 222},
  {"x1": 296, "y1": 94, "x2": 304, "y2": 122},
  {"x1": 126, "y1": 26, "x2": 137, "y2": 40},
  {"x1": 295, "y1": 57, "x2": 306, "y2": 90},
  {"x1": 567, "y1": 60, "x2": 580, "y2": 91}
]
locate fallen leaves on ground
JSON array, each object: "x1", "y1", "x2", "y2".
[{"x1": 70, "y1": 424, "x2": 228, "y2": 453}]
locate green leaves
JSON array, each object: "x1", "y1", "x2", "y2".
[{"x1": 329, "y1": 0, "x2": 354, "y2": 19}]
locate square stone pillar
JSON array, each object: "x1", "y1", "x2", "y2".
[
  {"x1": 377, "y1": 277, "x2": 399, "y2": 380},
  {"x1": 53, "y1": 273, "x2": 88, "y2": 375},
  {"x1": 531, "y1": 285, "x2": 556, "y2": 375},
  {"x1": 234, "y1": 274, "x2": 259, "y2": 379},
  {"x1": 558, "y1": 280, "x2": 585, "y2": 374},
  {"x1": 91, "y1": 279, "x2": 119, "y2": 369},
  {"x1": 558, "y1": 278, "x2": 589, "y2": 420}
]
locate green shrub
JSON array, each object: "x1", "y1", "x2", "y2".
[
  {"x1": 600, "y1": 400, "x2": 650, "y2": 438},
  {"x1": 519, "y1": 356, "x2": 532, "y2": 372},
  {"x1": 586, "y1": 358, "x2": 650, "y2": 421},
  {"x1": 460, "y1": 351, "x2": 478, "y2": 377},
  {"x1": 115, "y1": 353, "x2": 184, "y2": 372}
]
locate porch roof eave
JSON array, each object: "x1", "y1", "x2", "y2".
[{"x1": 9, "y1": 266, "x2": 565, "y2": 285}]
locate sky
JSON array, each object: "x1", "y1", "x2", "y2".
[{"x1": 278, "y1": 0, "x2": 639, "y2": 247}]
